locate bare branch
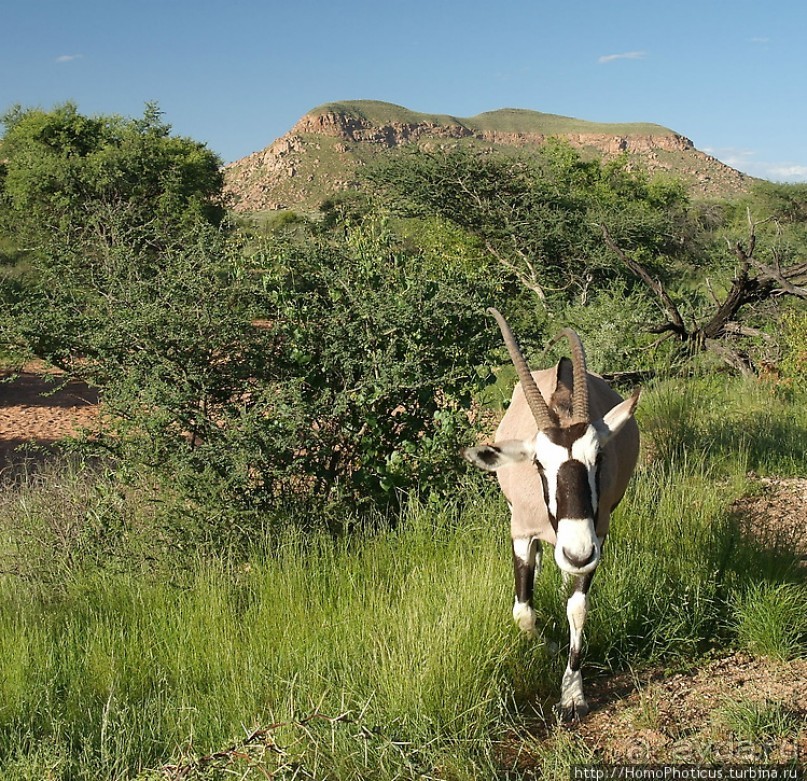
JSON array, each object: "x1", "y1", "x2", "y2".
[
  {"x1": 705, "y1": 277, "x2": 722, "y2": 308},
  {"x1": 722, "y1": 322, "x2": 774, "y2": 340},
  {"x1": 484, "y1": 240, "x2": 547, "y2": 301},
  {"x1": 704, "y1": 338, "x2": 756, "y2": 377},
  {"x1": 600, "y1": 224, "x2": 688, "y2": 339},
  {"x1": 751, "y1": 257, "x2": 807, "y2": 299}
]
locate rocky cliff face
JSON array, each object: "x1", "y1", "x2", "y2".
[
  {"x1": 224, "y1": 105, "x2": 750, "y2": 213},
  {"x1": 290, "y1": 111, "x2": 474, "y2": 145},
  {"x1": 292, "y1": 110, "x2": 698, "y2": 152}
]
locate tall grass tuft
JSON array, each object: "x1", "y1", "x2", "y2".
[
  {"x1": 714, "y1": 697, "x2": 804, "y2": 744},
  {"x1": 732, "y1": 582, "x2": 807, "y2": 660}
]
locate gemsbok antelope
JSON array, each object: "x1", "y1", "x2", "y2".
[{"x1": 464, "y1": 308, "x2": 640, "y2": 720}]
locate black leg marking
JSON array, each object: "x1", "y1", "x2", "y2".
[
  {"x1": 568, "y1": 572, "x2": 593, "y2": 672},
  {"x1": 512, "y1": 538, "x2": 542, "y2": 634},
  {"x1": 554, "y1": 569, "x2": 596, "y2": 722},
  {"x1": 513, "y1": 539, "x2": 539, "y2": 605}
]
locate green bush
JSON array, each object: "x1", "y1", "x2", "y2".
[
  {"x1": 11, "y1": 205, "x2": 497, "y2": 530},
  {"x1": 253, "y1": 216, "x2": 498, "y2": 510}
]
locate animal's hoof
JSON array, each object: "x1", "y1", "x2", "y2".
[
  {"x1": 513, "y1": 602, "x2": 537, "y2": 634},
  {"x1": 553, "y1": 699, "x2": 590, "y2": 722}
]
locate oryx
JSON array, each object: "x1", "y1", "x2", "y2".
[{"x1": 464, "y1": 308, "x2": 640, "y2": 720}]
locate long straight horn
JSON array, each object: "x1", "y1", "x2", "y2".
[
  {"x1": 557, "y1": 328, "x2": 590, "y2": 423},
  {"x1": 487, "y1": 308, "x2": 555, "y2": 431}
]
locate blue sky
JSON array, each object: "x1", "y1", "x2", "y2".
[{"x1": 3, "y1": 0, "x2": 805, "y2": 182}]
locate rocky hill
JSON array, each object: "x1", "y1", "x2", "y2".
[{"x1": 223, "y1": 100, "x2": 752, "y2": 213}]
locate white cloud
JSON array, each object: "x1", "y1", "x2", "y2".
[
  {"x1": 598, "y1": 51, "x2": 647, "y2": 64},
  {"x1": 707, "y1": 147, "x2": 807, "y2": 182},
  {"x1": 763, "y1": 164, "x2": 807, "y2": 182},
  {"x1": 55, "y1": 54, "x2": 83, "y2": 63}
]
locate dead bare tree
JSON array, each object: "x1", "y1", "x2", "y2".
[{"x1": 601, "y1": 211, "x2": 807, "y2": 375}]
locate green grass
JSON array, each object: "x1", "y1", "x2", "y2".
[
  {"x1": 640, "y1": 374, "x2": 807, "y2": 476},
  {"x1": 714, "y1": 698, "x2": 804, "y2": 744},
  {"x1": 0, "y1": 376, "x2": 805, "y2": 779},
  {"x1": 0, "y1": 492, "x2": 527, "y2": 779},
  {"x1": 733, "y1": 582, "x2": 807, "y2": 660}
]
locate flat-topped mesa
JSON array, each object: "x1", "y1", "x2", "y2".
[{"x1": 222, "y1": 100, "x2": 750, "y2": 212}]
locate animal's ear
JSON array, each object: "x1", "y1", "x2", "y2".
[
  {"x1": 594, "y1": 388, "x2": 641, "y2": 445},
  {"x1": 463, "y1": 439, "x2": 535, "y2": 472}
]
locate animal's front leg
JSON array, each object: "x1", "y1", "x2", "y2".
[
  {"x1": 512, "y1": 537, "x2": 541, "y2": 634},
  {"x1": 555, "y1": 572, "x2": 593, "y2": 721}
]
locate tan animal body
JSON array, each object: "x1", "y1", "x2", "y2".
[{"x1": 464, "y1": 308, "x2": 640, "y2": 720}]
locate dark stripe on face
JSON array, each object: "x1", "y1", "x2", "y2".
[
  {"x1": 595, "y1": 453, "x2": 603, "y2": 506},
  {"x1": 545, "y1": 422, "x2": 589, "y2": 450},
  {"x1": 556, "y1": 460, "x2": 594, "y2": 520}
]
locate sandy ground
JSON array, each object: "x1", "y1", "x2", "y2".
[
  {"x1": 735, "y1": 477, "x2": 807, "y2": 562},
  {"x1": 0, "y1": 362, "x2": 98, "y2": 471}
]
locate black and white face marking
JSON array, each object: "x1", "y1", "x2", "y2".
[
  {"x1": 463, "y1": 391, "x2": 640, "y2": 579},
  {"x1": 533, "y1": 423, "x2": 603, "y2": 576}
]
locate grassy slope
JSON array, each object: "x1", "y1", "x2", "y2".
[{"x1": 0, "y1": 377, "x2": 805, "y2": 779}]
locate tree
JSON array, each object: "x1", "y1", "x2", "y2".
[
  {"x1": 369, "y1": 142, "x2": 807, "y2": 376},
  {"x1": 601, "y1": 208, "x2": 807, "y2": 375},
  {"x1": 368, "y1": 142, "x2": 691, "y2": 305},
  {"x1": 0, "y1": 102, "x2": 225, "y2": 254}
]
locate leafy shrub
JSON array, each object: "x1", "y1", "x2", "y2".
[
  {"x1": 253, "y1": 216, "x2": 498, "y2": 509},
  {"x1": 11, "y1": 202, "x2": 497, "y2": 530}
]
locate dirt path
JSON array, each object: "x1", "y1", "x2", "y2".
[
  {"x1": 0, "y1": 362, "x2": 98, "y2": 471},
  {"x1": 564, "y1": 653, "x2": 807, "y2": 765}
]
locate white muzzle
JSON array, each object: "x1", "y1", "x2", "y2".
[{"x1": 554, "y1": 518, "x2": 601, "y2": 574}]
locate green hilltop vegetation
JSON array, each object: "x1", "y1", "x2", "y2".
[
  {"x1": 310, "y1": 99, "x2": 467, "y2": 127},
  {"x1": 311, "y1": 99, "x2": 678, "y2": 137}
]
